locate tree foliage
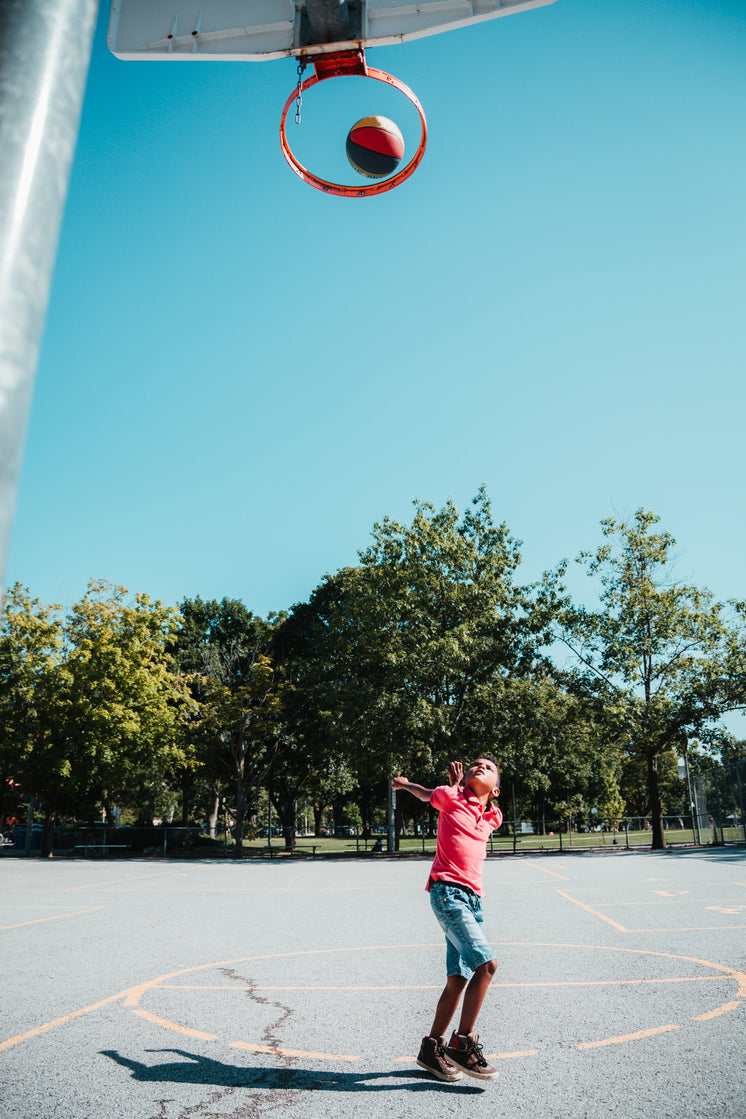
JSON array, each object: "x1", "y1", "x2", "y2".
[
  {"x1": 562, "y1": 510, "x2": 746, "y2": 848},
  {"x1": 0, "y1": 581, "x2": 192, "y2": 852},
  {"x1": 281, "y1": 489, "x2": 567, "y2": 811},
  {"x1": 174, "y1": 597, "x2": 291, "y2": 852},
  {"x1": 4, "y1": 499, "x2": 744, "y2": 849}
]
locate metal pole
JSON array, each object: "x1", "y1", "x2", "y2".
[
  {"x1": 512, "y1": 783, "x2": 517, "y2": 855},
  {"x1": 735, "y1": 763, "x2": 746, "y2": 844},
  {"x1": 683, "y1": 741, "x2": 695, "y2": 843},
  {"x1": 714, "y1": 780, "x2": 725, "y2": 846},
  {"x1": 684, "y1": 747, "x2": 701, "y2": 845},
  {"x1": 23, "y1": 795, "x2": 35, "y2": 856},
  {"x1": 387, "y1": 780, "x2": 396, "y2": 853},
  {"x1": 691, "y1": 777, "x2": 702, "y2": 845},
  {"x1": 0, "y1": 0, "x2": 98, "y2": 587}
]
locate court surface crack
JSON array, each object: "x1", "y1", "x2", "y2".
[
  {"x1": 221, "y1": 967, "x2": 296, "y2": 1066},
  {"x1": 146, "y1": 970, "x2": 299, "y2": 1119}
]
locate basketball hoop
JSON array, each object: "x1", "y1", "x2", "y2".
[{"x1": 279, "y1": 50, "x2": 427, "y2": 197}]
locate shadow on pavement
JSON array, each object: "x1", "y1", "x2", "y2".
[
  {"x1": 667, "y1": 847, "x2": 746, "y2": 863},
  {"x1": 100, "y1": 1048, "x2": 485, "y2": 1094}
]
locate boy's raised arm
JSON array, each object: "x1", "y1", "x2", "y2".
[{"x1": 391, "y1": 776, "x2": 433, "y2": 803}]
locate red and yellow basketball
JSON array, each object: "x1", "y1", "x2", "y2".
[{"x1": 346, "y1": 116, "x2": 405, "y2": 179}]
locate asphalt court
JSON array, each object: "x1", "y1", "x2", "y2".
[{"x1": 2, "y1": 849, "x2": 745, "y2": 1119}]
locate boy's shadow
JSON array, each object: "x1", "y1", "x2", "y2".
[{"x1": 100, "y1": 1049, "x2": 484, "y2": 1094}]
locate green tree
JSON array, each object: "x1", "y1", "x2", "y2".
[
  {"x1": 174, "y1": 598, "x2": 290, "y2": 854},
  {"x1": 282, "y1": 489, "x2": 566, "y2": 830},
  {"x1": 0, "y1": 581, "x2": 192, "y2": 854},
  {"x1": 562, "y1": 510, "x2": 746, "y2": 849}
]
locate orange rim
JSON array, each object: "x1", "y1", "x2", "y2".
[{"x1": 279, "y1": 67, "x2": 427, "y2": 197}]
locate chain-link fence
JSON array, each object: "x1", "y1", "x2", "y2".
[
  {"x1": 482, "y1": 814, "x2": 741, "y2": 854},
  {"x1": 7, "y1": 768, "x2": 745, "y2": 857},
  {"x1": 8, "y1": 824, "x2": 212, "y2": 857}
]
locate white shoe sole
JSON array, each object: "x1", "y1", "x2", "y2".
[
  {"x1": 416, "y1": 1057, "x2": 463, "y2": 1082},
  {"x1": 445, "y1": 1057, "x2": 499, "y2": 1081}
]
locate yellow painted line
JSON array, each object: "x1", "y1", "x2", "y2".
[
  {"x1": 231, "y1": 1041, "x2": 359, "y2": 1062},
  {"x1": 64, "y1": 870, "x2": 185, "y2": 892},
  {"x1": 122, "y1": 944, "x2": 441, "y2": 1008},
  {"x1": 594, "y1": 899, "x2": 746, "y2": 908},
  {"x1": 0, "y1": 907, "x2": 104, "y2": 930},
  {"x1": 576, "y1": 1024, "x2": 682, "y2": 1049},
  {"x1": 523, "y1": 863, "x2": 570, "y2": 881},
  {"x1": 692, "y1": 1001, "x2": 743, "y2": 1021},
  {"x1": 486, "y1": 1050, "x2": 539, "y2": 1059},
  {"x1": 131, "y1": 1008, "x2": 218, "y2": 1040},
  {"x1": 498, "y1": 942, "x2": 746, "y2": 997},
  {"x1": 556, "y1": 891, "x2": 628, "y2": 932},
  {"x1": 495, "y1": 977, "x2": 719, "y2": 989},
  {"x1": 159, "y1": 984, "x2": 445, "y2": 991},
  {"x1": 4, "y1": 939, "x2": 746, "y2": 1058},
  {"x1": 157, "y1": 977, "x2": 721, "y2": 992},
  {"x1": 0, "y1": 990, "x2": 133, "y2": 1053},
  {"x1": 627, "y1": 925, "x2": 746, "y2": 934}
]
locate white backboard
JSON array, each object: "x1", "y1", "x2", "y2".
[{"x1": 108, "y1": 1, "x2": 558, "y2": 61}]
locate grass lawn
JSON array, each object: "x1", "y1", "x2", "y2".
[{"x1": 214, "y1": 826, "x2": 744, "y2": 857}]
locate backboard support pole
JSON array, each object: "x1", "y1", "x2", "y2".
[
  {"x1": 305, "y1": 0, "x2": 352, "y2": 44},
  {"x1": 0, "y1": 0, "x2": 98, "y2": 591}
]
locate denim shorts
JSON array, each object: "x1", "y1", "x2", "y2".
[{"x1": 429, "y1": 880, "x2": 494, "y2": 979}]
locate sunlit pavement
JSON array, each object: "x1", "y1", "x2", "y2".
[{"x1": 2, "y1": 848, "x2": 745, "y2": 1119}]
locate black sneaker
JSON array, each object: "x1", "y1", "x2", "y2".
[
  {"x1": 445, "y1": 1031, "x2": 499, "y2": 1081},
  {"x1": 416, "y1": 1035, "x2": 463, "y2": 1082}
]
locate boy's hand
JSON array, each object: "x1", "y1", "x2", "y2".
[
  {"x1": 448, "y1": 761, "x2": 463, "y2": 787},
  {"x1": 391, "y1": 776, "x2": 409, "y2": 790}
]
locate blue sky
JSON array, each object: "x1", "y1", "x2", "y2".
[{"x1": 6, "y1": 0, "x2": 746, "y2": 689}]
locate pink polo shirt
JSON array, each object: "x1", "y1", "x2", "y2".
[{"x1": 426, "y1": 784, "x2": 503, "y2": 896}]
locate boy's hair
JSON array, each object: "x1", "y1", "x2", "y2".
[{"x1": 468, "y1": 754, "x2": 501, "y2": 793}]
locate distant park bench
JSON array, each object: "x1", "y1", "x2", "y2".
[
  {"x1": 253, "y1": 844, "x2": 319, "y2": 857},
  {"x1": 74, "y1": 844, "x2": 130, "y2": 857}
]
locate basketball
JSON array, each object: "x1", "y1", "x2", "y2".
[{"x1": 346, "y1": 116, "x2": 405, "y2": 179}]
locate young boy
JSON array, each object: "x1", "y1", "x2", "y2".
[{"x1": 391, "y1": 756, "x2": 502, "y2": 1083}]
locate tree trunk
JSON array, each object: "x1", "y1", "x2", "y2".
[
  {"x1": 270, "y1": 790, "x2": 296, "y2": 850},
  {"x1": 181, "y1": 770, "x2": 192, "y2": 826},
  {"x1": 102, "y1": 791, "x2": 115, "y2": 827},
  {"x1": 234, "y1": 770, "x2": 246, "y2": 855},
  {"x1": 208, "y1": 789, "x2": 220, "y2": 839},
  {"x1": 648, "y1": 752, "x2": 667, "y2": 850}
]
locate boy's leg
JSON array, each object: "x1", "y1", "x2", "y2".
[
  {"x1": 446, "y1": 957, "x2": 500, "y2": 1082},
  {"x1": 457, "y1": 957, "x2": 497, "y2": 1035},
  {"x1": 417, "y1": 929, "x2": 468, "y2": 1081},
  {"x1": 429, "y1": 973, "x2": 468, "y2": 1038}
]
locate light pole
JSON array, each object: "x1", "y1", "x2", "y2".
[{"x1": 681, "y1": 740, "x2": 700, "y2": 845}]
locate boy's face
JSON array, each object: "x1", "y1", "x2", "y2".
[{"x1": 464, "y1": 757, "x2": 500, "y2": 801}]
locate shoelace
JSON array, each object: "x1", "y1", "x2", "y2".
[
  {"x1": 470, "y1": 1040, "x2": 488, "y2": 1067},
  {"x1": 436, "y1": 1042, "x2": 451, "y2": 1060}
]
